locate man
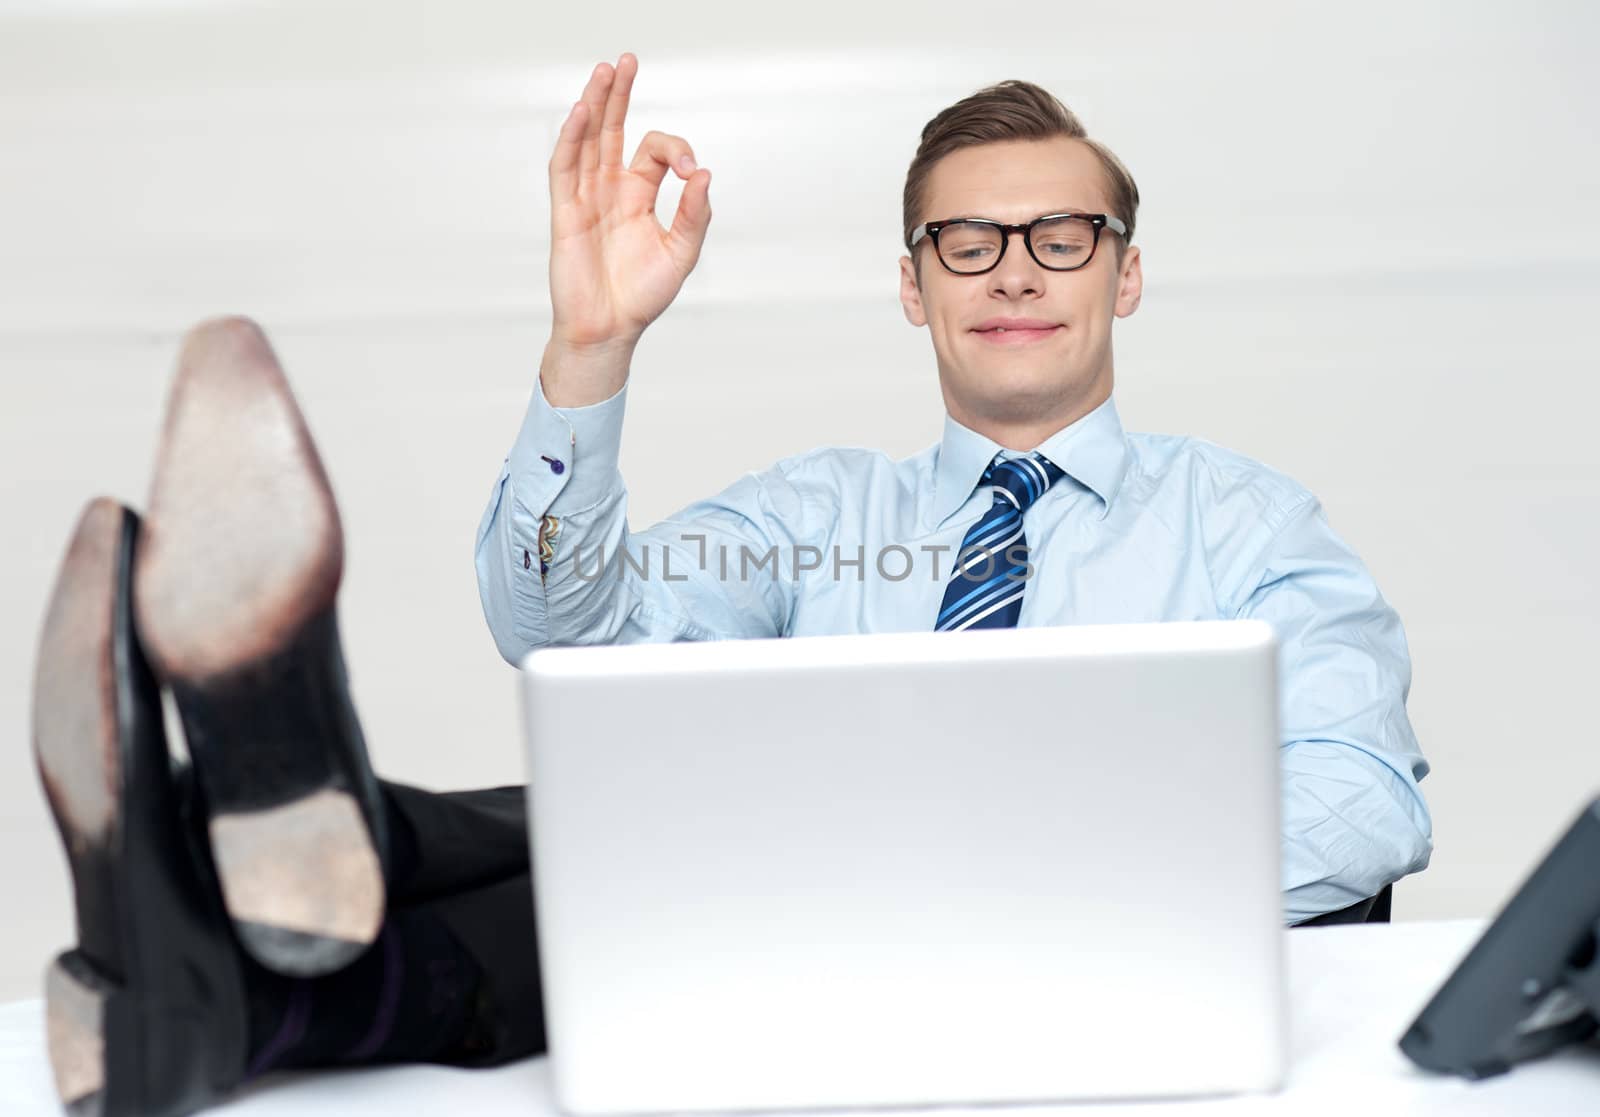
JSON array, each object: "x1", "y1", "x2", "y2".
[
  {"x1": 474, "y1": 53, "x2": 1433, "y2": 916},
  {"x1": 31, "y1": 54, "x2": 1429, "y2": 1117}
]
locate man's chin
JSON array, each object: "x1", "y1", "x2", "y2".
[
  {"x1": 963, "y1": 366, "x2": 1076, "y2": 404},
  {"x1": 942, "y1": 363, "x2": 1109, "y2": 428}
]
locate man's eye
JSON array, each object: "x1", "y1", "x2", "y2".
[{"x1": 1040, "y1": 243, "x2": 1085, "y2": 255}]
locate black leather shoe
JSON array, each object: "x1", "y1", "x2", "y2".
[
  {"x1": 132, "y1": 316, "x2": 390, "y2": 978},
  {"x1": 34, "y1": 499, "x2": 248, "y2": 1117}
]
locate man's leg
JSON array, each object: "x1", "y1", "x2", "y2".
[
  {"x1": 246, "y1": 872, "x2": 547, "y2": 1074},
  {"x1": 35, "y1": 501, "x2": 548, "y2": 1114},
  {"x1": 416, "y1": 872, "x2": 546, "y2": 1065},
  {"x1": 34, "y1": 319, "x2": 552, "y2": 1114},
  {"x1": 380, "y1": 782, "x2": 530, "y2": 907},
  {"x1": 245, "y1": 786, "x2": 547, "y2": 1075}
]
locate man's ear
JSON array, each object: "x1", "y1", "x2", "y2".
[
  {"x1": 899, "y1": 254, "x2": 928, "y2": 326},
  {"x1": 1113, "y1": 244, "x2": 1143, "y2": 318}
]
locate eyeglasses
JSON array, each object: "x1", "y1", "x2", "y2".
[{"x1": 908, "y1": 212, "x2": 1128, "y2": 275}]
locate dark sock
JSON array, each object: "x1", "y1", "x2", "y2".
[{"x1": 243, "y1": 905, "x2": 484, "y2": 1077}]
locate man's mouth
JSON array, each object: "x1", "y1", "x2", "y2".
[{"x1": 972, "y1": 324, "x2": 1062, "y2": 344}]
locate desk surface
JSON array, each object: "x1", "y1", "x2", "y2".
[{"x1": 2, "y1": 919, "x2": 1597, "y2": 1115}]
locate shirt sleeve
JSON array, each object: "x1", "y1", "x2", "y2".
[
  {"x1": 1231, "y1": 493, "x2": 1434, "y2": 924},
  {"x1": 474, "y1": 377, "x2": 814, "y2": 666}
]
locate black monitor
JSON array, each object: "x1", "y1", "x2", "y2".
[{"x1": 1399, "y1": 796, "x2": 1600, "y2": 1078}]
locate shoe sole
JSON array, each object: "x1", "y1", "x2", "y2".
[
  {"x1": 35, "y1": 500, "x2": 125, "y2": 1115},
  {"x1": 133, "y1": 317, "x2": 385, "y2": 977},
  {"x1": 36, "y1": 499, "x2": 249, "y2": 1116}
]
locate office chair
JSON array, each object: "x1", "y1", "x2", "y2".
[{"x1": 1295, "y1": 884, "x2": 1394, "y2": 927}]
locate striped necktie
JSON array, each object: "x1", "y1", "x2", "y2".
[{"x1": 934, "y1": 452, "x2": 1066, "y2": 632}]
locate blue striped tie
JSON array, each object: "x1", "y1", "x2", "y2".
[{"x1": 934, "y1": 452, "x2": 1066, "y2": 631}]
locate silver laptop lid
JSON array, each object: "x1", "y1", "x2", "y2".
[{"x1": 521, "y1": 621, "x2": 1285, "y2": 1113}]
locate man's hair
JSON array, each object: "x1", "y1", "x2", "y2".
[{"x1": 902, "y1": 80, "x2": 1140, "y2": 265}]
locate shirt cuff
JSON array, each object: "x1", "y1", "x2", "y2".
[{"x1": 508, "y1": 375, "x2": 629, "y2": 516}]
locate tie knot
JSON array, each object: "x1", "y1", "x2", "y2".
[{"x1": 984, "y1": 453, "x2": 1065, "y2": 512}]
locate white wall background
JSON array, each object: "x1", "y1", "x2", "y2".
[{"x1": 1, "y1": 0, "x2": 1597, "y2": 1001}]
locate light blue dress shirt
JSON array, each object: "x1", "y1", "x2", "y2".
[{"x1": 475, "y1": 379, "x2": 1433, "y2": 923}]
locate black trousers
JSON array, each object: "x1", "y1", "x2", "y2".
[{"x1": 379, "y1": 781, "x2": 544, "y2": 1065}]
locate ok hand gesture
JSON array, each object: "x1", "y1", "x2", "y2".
[{"x1": 546, "y1": 53, "x2": 712, "y2": 388}]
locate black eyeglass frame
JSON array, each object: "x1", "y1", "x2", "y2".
[{"x1": 907, "y1": 212, "x2": 1129, "y2": 275}]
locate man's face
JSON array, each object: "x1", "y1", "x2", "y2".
[{"x1": 899, "y1": 137, "x2": 1142, "y2": 443}]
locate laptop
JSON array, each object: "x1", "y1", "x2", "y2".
[{"x1": 519, "y1": 620, "x2": 1286, "y2": 1114}]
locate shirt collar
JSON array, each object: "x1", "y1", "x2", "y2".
[{"x1": 930, "y1": 393, "x2": 1131, "y2": 527}]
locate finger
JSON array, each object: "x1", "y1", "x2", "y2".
[
  {"x1": 578, "y1": 62, "x2": 613, "y2": 179},
  {"x1": 549, "y1": 100, "x2": 588, "y2": 207},
  {"x1": 666, "y1": 168, "x2": 713, "y2": 271},
  {"x1": 626, "y1": 130, "x2": 698, "y2": 193},
  {"x1": 599, "y1": 52, "x2": 637, "y2": 169}
]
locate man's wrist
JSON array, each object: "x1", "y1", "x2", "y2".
[{"x1": 540, "y1": 332, "x2": 638, "y2": 408}]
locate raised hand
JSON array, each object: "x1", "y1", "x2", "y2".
[{"x1": 542, "y1": 53, "x2": 712, "y2": 405}]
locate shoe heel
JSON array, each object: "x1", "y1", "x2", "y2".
[
  {"x1": 46, "y1": 951, "x2": 115, "y2": 1117},
  {"x1": 169, "y1": 607, "x2": 386, "y2": 976},
  {"x1": 49, "y1": 948, "x2": 251, "y2": 1117},
  {"x1": 209, "y1": 785, "x2": 386, "y2": 976}
]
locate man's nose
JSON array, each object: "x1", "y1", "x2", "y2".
[{"x1": 989, "y1": 229, "x2": 1045, "y2": 297}]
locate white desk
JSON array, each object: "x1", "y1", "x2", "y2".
[{"x1": 2, "y1": 920, "x2": 1596, "y2": 1115}]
